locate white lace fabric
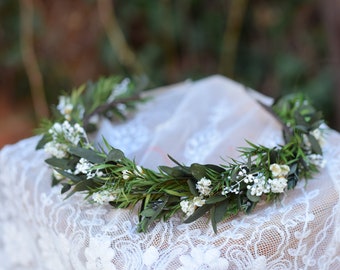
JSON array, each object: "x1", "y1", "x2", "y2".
[{"x1": 0, "y1": 75, "x2": 339, "y2": 270}]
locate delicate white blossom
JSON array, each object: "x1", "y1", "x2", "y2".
[
  {"x1": 180, "y1": 200, "x2": 195, "y2": 217},
  {"x1": 44, "y1": 141, "x2": 68, "y2": 158},
  {"x1": 270, "y1": 163, "x2": 290, "y2": 178},
  {"x1": 57, "y1": 96, "x2": 73, "y2": 120},
  {"x1": 193, "y1": 196, "x2": 206, "y2": 207},
  {"x1": 196, "y1": 177, "x2": 212, "y2": 196},
  {"x1": 122, "y1": 169, "x2": 131, "y2": 180},
  {"x1": 248, "y1": 174, "x2": 271, "y2": 196},
  {"x1": 307, "y1": 154, "x2": 326, "y2": 168},
  {"x1": 268, "y1": 177, "x2": 288, "y2": 193},
  {"x1": 180, "y1": 196, "x2": 206, "y2": 217},
  {"x1": 92, "y1": 189, "x2": 118, "y2": 204},
  {"x1": 74, "y1": 158, "x2": 93, "y2": 175}
]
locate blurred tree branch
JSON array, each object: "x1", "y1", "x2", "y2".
[
  {"x1": 19, "y1": 0, "x2": 48, "y2": 120},
  {"x1": 219, "y1": 0, "x2": 248, "y2": 78},
  {"x1": 97, "y1": 0, "x2": 144, "y2": 76}
]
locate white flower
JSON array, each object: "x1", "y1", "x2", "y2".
[
  {"x1": 270, "y1": 163, "x2": 290, "y2": 178},
  {"x1": 268, "y1": 177, "x2": 287, "y2": 193},
  {"x1": 193, "y1": 196, "x2": 206, "y2": 207},
  {"x1": 74, "y1": 158, "x2": 93, "y2": 175},
  {"x1": 180, "y1": 200, "x2": 195, "y2": 217},
  {"x1": 269, "y1": 164, "x2": 282, "y2": 177},
  {"x1": 307, "y1": 154, "x2": 326, "y2": 168},
  {"x1": 44, "y1": 141, "x2": 68, "y2": 158},
  {"x1": 179, "y1": 247, "x2": 229, "y2": 270},
  {"x1": 196, "y1": 177, "x2": 212, "y2": 196},
  {"x1": 57, "y1": 96, "x2": 73, "y2": 120},
  {"x1": 122, "y1": 169, "x2": 131, "y2": 180},
  {"x1": 280, "y1": 165, "x2": 290, "y2": 176},
  {"x1": 248, "y1": 174, "x2": 270, "y2": 196},
  {"x1": 92, "y1": 189, "x2": 118, "y2": 204},
  {"x1": 134, "y1": 165, "x2": 144, "y2": 176}
]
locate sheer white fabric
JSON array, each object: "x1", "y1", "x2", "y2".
[{"x1": 0, "y1": 75, "x2": 339, "y2": 270}]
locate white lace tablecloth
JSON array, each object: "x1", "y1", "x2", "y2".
[{"x1": 1, "y1": 75, "x2": 340, "y2": 270}]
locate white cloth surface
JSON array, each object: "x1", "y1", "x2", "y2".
[{"x1": 0, "y1": 75, "x2": 340, "y2": 269}]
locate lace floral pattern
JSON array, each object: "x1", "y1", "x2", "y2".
[{"x1": 0, "y1": 76, "x2": 339, "y2": 269}]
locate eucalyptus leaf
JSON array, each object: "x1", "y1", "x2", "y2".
[
  {"x1": 190, "y1": 163, "x2": 206, "y2": 180},
  {"x1": 140, "y1": 208, "x2": 155, "y2": 217},
  {"x1": 308, "y1": 134, "x2": 322, "y2": 155},
  {"x1": 45, "y1": 157, "x2": 74, "y2": 170},
  {"x1": 69, "y1": 147, "x2": 105, "y2": 164},
  {"x1": 64, "y1": 179, "x2": 102, "y2": 199},
  {"x1": 187, "y1": 179, "x2": 199, "y2": 196},
  {"x1": 184, "y1": 204, "x2": 212, "y2": 224},
  {"x1": 211, "y1": 200, "x2": 229, "y2": 233},
  {"x1": 36, "y1": 134, "x2": 51, "y2": 150},
  {"x1": 205, "y1": 195, "x2": 227, "y2": 204},
  {"x1": 106, "y1": 148, "x2": 125, "y2": 162}
]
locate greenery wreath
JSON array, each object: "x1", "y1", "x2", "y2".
[{"x1": 36, "y1": 76, "x2": 326, "y2": 233}]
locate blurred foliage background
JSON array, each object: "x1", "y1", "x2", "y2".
[{"x1": 0, "y1": 0, "x2": 339, "y2": 146}]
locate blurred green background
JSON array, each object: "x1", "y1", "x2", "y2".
[{"x1": 1, "y1": 0, "x2": 339, "y2": 146}]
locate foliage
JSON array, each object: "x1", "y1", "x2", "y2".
[{"x1": 37, "y1": 76, "x2": 326, "y2": 233}]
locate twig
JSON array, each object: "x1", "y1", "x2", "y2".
[
  {"x1": 19, "y1": 0, "x2": 49, "y2": 120},
  {"x1": 219, "y1": 0, "x2": 249, "y2": 77},
  {"x1": 83, "y1": 94, "x2": 142, "y2": 128},
  {"x1": 97, "y1": 0, "x2": 144, "y2": 75}
]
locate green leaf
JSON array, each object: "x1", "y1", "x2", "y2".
[
  {"x1": 211, "y1": 200, "x2": 229, "y2": 233},
  {"x1": 205, "y1": 164, "x2": 225, "y2": 173},
  {"x1": 184, "y1": 204, "x2": 212, "y2": 224},
  {"x1": 69, "y1": 147, "x2": 105, "y2": 164},
  {"x1": 140, "y1": 208, "x2": 155, "y2": 217},
  {"x1": 36, "y1": 134, "x2": 51, "y2": 150},
  {"x1": 205, "y1": 195, "x2": 227, "y2": 204},
  {"x1": 308, "y1": 134, "x2": 322, "y2": 155},
  {"x1": 45, "y1": 157, "x2": 74, "y2": 170},
  {"x1": 138, "y1": 197, "x2": 169, "y2": 232},
  {"x1": 106, "y1": 148, "x2": 125, "y2": 162},
  {"x1": 187, "y1": 179, "x2": 199, "y2": 196},
  {"x1": 159, "y1": 166, "x2": 190, "y2": 177},
  {"x1": 64, "y1": 179, "x2": 102, "y2": 199},
  {"x1": 61, "y1": 183, "x2": 72, "y2": 194},
  {"x1": 55, "y1": 168, "x2": 85, "y2": 182},
  {"x1": 163, "y1": 189, "x2": 188, "y2": 197},
  {"x1": 246, "y1": 190, "x2": 260, "y2": 202},
  {"x1": 190, "y1": 163, "x2": 206, "y2": 180}
]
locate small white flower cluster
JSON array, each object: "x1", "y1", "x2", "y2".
[
  {"x1": 180, "y1": 197, "x2": 206, "y2": 217},
  {"x1": 221, "y1": 163, "x2": 290, "y2": 198},
  {"x1": 267, "y1": 164, "x2": 290, "y2": 194},
  {"x1": 196, "y1": 177, "x2": 212, "y2": 196},
  {"x1": 222, "y1": 166, "x2": 249, "y2": 195},
  {"x1": 92, "y1": 188, "x2": 117, "y2": 204},
  {"x1": 74, "y1": 158, "x2": 105, "y2": 179},
  {"x1": 57, "y1": 96, "x2": 74, "y2": 121},
  {"x1": 180, "y1": 177, "x2": 212, "y2": 217},
  {"x1": 121, "y1": 165, "x2": 144, "y2": 180},
  {"x1": 247, "y1": 173, "x2": 271, "y2": 196},
  {"x1": 44, "y1": 121, "x2": 88, "y2": 158},
  {"x1": 307, "y1": 154, "x2": 326, "y2": 168}
]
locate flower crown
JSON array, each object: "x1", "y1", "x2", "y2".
[{"x1": 36, "y1": 76, "x2": 326, "y2": 233}]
